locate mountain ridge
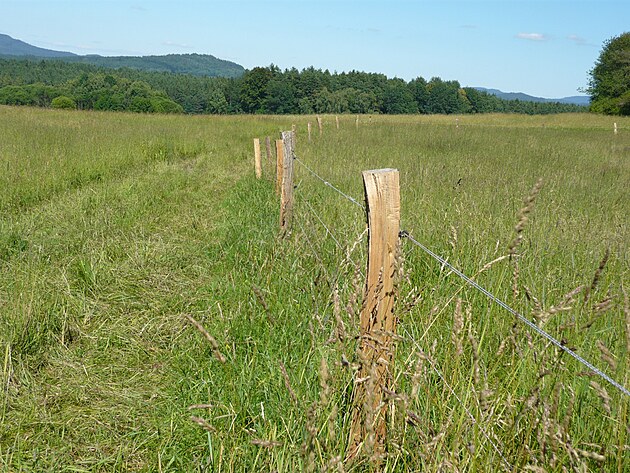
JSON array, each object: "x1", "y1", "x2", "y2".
[
  {"x1": 474, "y1": 87, "x2": 589, "y2": 106},
  {"x1": 0, "y1": 33, "x2": 244, "y2": 78}
]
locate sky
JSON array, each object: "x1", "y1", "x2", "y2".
[{"x1": 2, "y1": 0, "x2": 628, "y2": 98}]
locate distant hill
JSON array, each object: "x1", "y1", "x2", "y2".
[
  {"x1": 63, "y1": 53, "x2": 245, "y2": 78},
  {"x1": 0, "y1": 33, "x2": 244, "y2": 78},
  {"x1": 475, "y1": 87, "x2": 590, "y2": 106},
  {"x1": 0, "y1": 33, "x2": 77, "y2": 58}
]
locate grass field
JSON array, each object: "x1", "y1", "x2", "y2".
[{"x1": 0, "y1": 106, "x2": 628, "y2": 472}]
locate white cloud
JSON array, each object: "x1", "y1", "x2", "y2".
[
  {"x1": 162, "y1": 41, "x2": 193, "y2": 49},
  {"x1": 516, "y1": 33, "x2": 548, "y2": 42}
]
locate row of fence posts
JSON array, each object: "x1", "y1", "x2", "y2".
[{"x1": 252, "y1": 124, "x2": 400, "y2": 461}]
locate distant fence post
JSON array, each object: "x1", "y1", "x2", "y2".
[
  {"x1": 317, "y1": 115, "x2": 323, "y2": 136},
  {"x1": 279, "y1": 131, "x2": 295, "y2": 237},
  {"x1": 614, "y1": 122, "x2": 618, "y2": 135},
  {"x1": 253, "y1": 138, "x2": 262, "y2": 179},
  {"x1": 265, "y1": 136, "x2": 273, "y2": 168},
  {"x1": 308, "y1": 122, "x2": 312, "y2": 142},
  {"x1": 336, "y1": 115, "x2": 340, "y2": 130},
  {"x1": 356, "y1": 115, "x2": 359, "y2": 130},
  {"x1": 275, "y1": 139, "x2": 283, "y2": 195},
  {"x1": 348, "y1": 168, "x2": 400, "y2": 461}
]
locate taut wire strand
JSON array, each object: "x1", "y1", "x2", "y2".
[{"x1": 400, "y1": 231, "x2": 630, "y2": 398}]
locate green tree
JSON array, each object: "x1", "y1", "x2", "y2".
[
  {"x1": 239, "y1": 67, "x2": 273, "y2": 113},
  {"x1": 51, "y1": 96, "x2": 76, "y2": 110},
  {"x1": 587, "y1": 32, "x2": 630, "y2": 115}
]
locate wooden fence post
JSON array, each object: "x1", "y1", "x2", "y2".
[
  {"x1": 265, "y1": 136, "x2": 273, "y2": 168},
  {"x1": 356, "y1": 115, "x2": 359, "y2": 130},
  {"x1": 275, "y1": 139, "x2": 283, "y2": 195},
  {"x1": 254, "y1": 138, "x2": 262, "y2": 179},
  {"x1": 336, "y1": 115, "x2": 340, "y2": 130},
  {"x1": 308, "y1": 122, "x2": 312, "y2": 142},
  {"x1": 279, "y1": 131, "x2": 295, "y2": 236},
  {"x1": 348, "y1": 168, "x2": 400, "y2": 462},
  {"x1": 614, "y1": 122, "x2": 618, "y2": 135},
  {"x1": 317, "y1": 115, "x2": 323, "y2": 136}
]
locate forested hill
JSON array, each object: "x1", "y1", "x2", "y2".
[
  {"x1": 0, "y1": 33, "x2": 77, "y2": 58},
  {"x1": 0, "y1": 59, "x2": 587, "y2": 115},
  {"x1": 59, "y1": 53, "x2": 245, "y2": 78},
  {"x1": 0, "y1": 33, "x2": 244, "y2": 78}
]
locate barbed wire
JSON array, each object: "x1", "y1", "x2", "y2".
[
  {"x1": 290, "y1": 153, "x2": 629, "y2": 398},
  {"x1": 401, "y1": 326, "x2": 514, "y2": 472},
  {"x1": 400, "y1": 231, "x2": 630, "y2": 398},
  {"x1": 294, "y1": 156, "x2": 365, "y2": 211}
]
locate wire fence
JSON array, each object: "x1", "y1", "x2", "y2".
[
  {"x1": 261, "y1": 135, "x2": 629, "y2": 469},
  {"x1": 292, "y1": 156, "x2": 629, "y2": 399}
]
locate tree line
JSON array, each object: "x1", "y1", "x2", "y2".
[{"x1": 0, "y1": 58, "x2": 586, "y2": 115}]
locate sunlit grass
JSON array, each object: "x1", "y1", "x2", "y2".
[{"x1": 0, "y1": 107, "x2": 628, "y2": 471}]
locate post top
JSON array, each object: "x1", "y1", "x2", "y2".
[{"x1": 363, "y1": 168, "x2": 399, "y2": 174}]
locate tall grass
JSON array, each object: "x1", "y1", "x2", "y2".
[{"x1": 0, "y1": 107, "x2": 628, "y2": 471}]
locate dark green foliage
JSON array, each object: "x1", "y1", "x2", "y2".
[
  {"x1": 588, "y1": 32, "x2": 630, "y2": 115},
  {"x1": 0, "y1": 58, "x2": 587, "y2": 116}
]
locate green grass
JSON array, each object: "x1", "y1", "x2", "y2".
[{"x1": 0, "y1": 107, "x2": 628, "y2": 471}]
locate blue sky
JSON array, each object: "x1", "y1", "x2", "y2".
[{"x1": 2, "y1": 0, "x2": 628, "y2": 98}]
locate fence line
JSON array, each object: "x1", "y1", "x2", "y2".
[
  {"x1": 291, "y1": 151, "x2": 630, "y2": 399},
  {"x1": 294, "y1": 156, "x2": 365, "y2": 211}
]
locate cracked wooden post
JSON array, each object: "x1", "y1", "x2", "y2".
[
  {"x1": 347, "y1": 168, "x2": 400, "y2": 462},
  {"x1": 279, "y1": 131, "x2": 295, "y2": 237},
  {"x1": 275, "y1": 139, "x2": 283, "y2": 195},
  {"x1": 253, "y1": 138, "x2": 262, "y2": 179}
]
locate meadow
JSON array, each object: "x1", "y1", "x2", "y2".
[{"x1": 0, "y1": 106, "x2": 628, "y2": 471}]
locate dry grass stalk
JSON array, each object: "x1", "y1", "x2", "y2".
[
  {"x1": 190, "y1": 415, "x2": 216, "y2": 433},
  {"x1": 302, "y1": 402, "x2": 317, "y2": 473},
  {"x1": 279, "y1": 361, "x2": 298, "y2": 406},
  {"x1": 188, "y1": 403, "x2": 213, "y2": 410},
  {"x1": 508, "y1": 177, "x2": 543, "y2": 257},
  {"x1": 184, "y1": 314, "x2": 226, "y2": 363},
  {"x1": 452, "y1": 298, "x2": 464, "y2": 357},
  {"x1": 449, "y1": 225, "x2": 458, "y2": 250},
  {"x1": 584, "y1": 248, "x2": 610, "y2": 304},
  {"x1": 623, "y1": 284, "x2": 630, "y2": 356},
  {"x1": 589, "y1": 381, "x2": 611, "y2": 415},
  {"x1": 251, "y1": 439, "x2": 283, "y2": 448},
  {"x1": 596, "y1": 340, "x2": 617, "y2": 371}
]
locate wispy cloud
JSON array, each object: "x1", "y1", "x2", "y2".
[
  {"x1": 131, "y1": 5, "x2": 148, "y2": 12},
  {"x1": 516, "y1": 32, "x2": 548, "y2": 42},
  {"x1": 567, "y1": 34, "x2": 596, "y2": 47},
  {"x1": 162, "y1": 41, "x2": 193, "y2": 49}
]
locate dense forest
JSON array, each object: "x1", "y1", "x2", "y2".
[{"x1": 0, "y1": 58, "x2": 586, "y2": 115}]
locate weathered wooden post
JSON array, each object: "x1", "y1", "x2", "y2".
[
  {"x1": 275, "y1": 139, "x2": 283, "y2": 195},
  {"x1": 336, "y1": 115, "x2": 340, "y2": 130},
  {"x1": 279, "y1": 131, "x2": 295, "y2": 236},
  {"x1": 348, "y1": 169, "x2": 400, "y2": 461},
  {"x1": 307, "y1": 122, "x2": 312, "y2": 142},
  {"x1": 253, "y1": 138, "x2": 262, "y2": 179},
  {"x1": 265, "y1": 136, "x2": 273, "y2": 168},
  {"x1": 614, "y1": 122, "x2": 618, "y2": 135},
  {"x1": 317, "y1": 115, "x2": 323, "y2": 136},
  {"x1": 356, "y1": 115, "x2": 359, "y2": 130}
]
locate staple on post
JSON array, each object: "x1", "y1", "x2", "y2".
[{"x1": 347, "y1": 168, "x2": 400, "y2": 462}]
